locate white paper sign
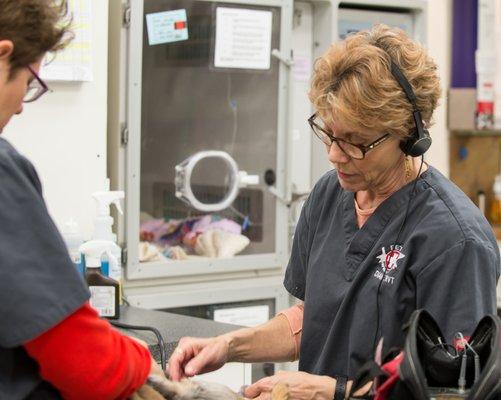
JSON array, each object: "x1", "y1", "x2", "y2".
[
  {"x1": 214, "y1": 305, "x2": 269, "y2": 327},
  {"x1": 146, "y1": 9, "x2": 189, "y2": 46},
  {"x1": 41, "y1": 0, "x2": 93, "y2": 82},
  {"x1": 214, "y1": 8, "x2": 272, "y2": 70},
  {"x1": 293, "y1": 54, "x2": 312, "y2": 82}
]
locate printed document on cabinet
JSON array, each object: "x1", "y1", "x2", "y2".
[{"x1": 41, "y1": 0, "x2": 93, "y2": 82}]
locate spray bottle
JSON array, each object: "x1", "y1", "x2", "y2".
[
  {"x1": 80, "y1": 241, "x2": 120, "y2": 319},
  {"x1": 62, "y1": 219, "x2": 85, "y2": 277},
  {"x1": 91, "y1": 184, "x2": 124, "y2": 285}
]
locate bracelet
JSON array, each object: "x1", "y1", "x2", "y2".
[{"x1": 333, "y1": 375, "x2": 348, "y2": 400}]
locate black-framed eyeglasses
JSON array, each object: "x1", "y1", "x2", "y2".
[
  {"x1": 24, "y1": 66, "x2": 50, "y2": 103},
  {"x1": 308, "y1": 113, "x2": 391, "y2": 160}
]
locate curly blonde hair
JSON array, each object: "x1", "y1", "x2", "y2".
[{"x1": 309, "y1": 24, "x2": 441, "y2": 140}]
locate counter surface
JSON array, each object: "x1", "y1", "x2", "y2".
[{"x1": 114, "y1": 305, "x2": 240, "y2": 362}]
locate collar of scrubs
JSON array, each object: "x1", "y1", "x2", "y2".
[{"x1": 341, "y1": 166, "x2": 434, "y2": 281}]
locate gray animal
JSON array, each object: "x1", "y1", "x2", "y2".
[
  {"x1": 147, "y1": 375, "x2": 245, "y2": 400},
  {"x1": 132, "y1": 375, "x2": 289, "y2": 400}
]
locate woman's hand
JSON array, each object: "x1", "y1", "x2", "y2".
[
  {"x1": 167, "y1": 335, "x2": 231, "y2": 381},
  {"x1": 244, "y1": 371, "x2": 336, "y2": 400}
]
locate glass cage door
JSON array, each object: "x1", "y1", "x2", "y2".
[{"x1": 125, "y1": 0, "x2": 291, "y2": 279}]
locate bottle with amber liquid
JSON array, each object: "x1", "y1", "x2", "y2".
[{"x1": 80, "y1": 241, "x2": 120, "y2": 319}]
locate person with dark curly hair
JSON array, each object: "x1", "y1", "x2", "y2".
[{"x1": 0, "y1": 1, "x2": 155, "y2": 398}]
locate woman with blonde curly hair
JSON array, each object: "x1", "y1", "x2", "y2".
[{"x1": 168, "y1": 25, "x2": 499, "y2": 399}]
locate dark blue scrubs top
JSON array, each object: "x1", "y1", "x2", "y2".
[
  {"x1": 284, "y1": 166, "x2": 500, "y2": 378},
  {"x1": 0, "y1": 138, "x2": 90, "y2": 399}
]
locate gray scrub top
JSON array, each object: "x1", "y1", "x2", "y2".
[
  {"x1": 0, "y1": 138, "x2": 90, "y2": 399},
  {"x1": 284, "y1": 166, "x2": 500, "y2": 378}
]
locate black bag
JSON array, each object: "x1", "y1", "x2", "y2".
[
  {"x1": 391, "y1": 310, "x2": 501, "y2": 400},
  {"x1": 350, "y1": 310, "x2": 501, "y2": 400}
]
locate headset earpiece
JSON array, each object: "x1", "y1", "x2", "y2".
[
  {"x1": 400, "y1": 129, "x2": 431, "y2": 157},
  {"x1": 400, "y1": 111, "x2": 432, "y2": 157}
]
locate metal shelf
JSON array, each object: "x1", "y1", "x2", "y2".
[{"x1": 452, "y1": 129, "x2": 501, "y2": 137}]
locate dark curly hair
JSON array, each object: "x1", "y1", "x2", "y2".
[{"x1": 0, "y1": 0, "x2": 72, "y2": 78}]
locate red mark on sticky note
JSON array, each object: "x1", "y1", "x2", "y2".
[{"x1": 174, "y1": 21, "x2": 186, "y2": 30}]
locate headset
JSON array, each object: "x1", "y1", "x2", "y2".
[
  {"x1": 372, "y1": 58, "x2": 430, "y2": 354},
  {"x1": 389, "y1": 60, "x2": 432, "y2": 157}
]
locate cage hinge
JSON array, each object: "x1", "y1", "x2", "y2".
[
  {"x1": 123, "y1": 4, "x2": 131, "y2": 28},
  {"x1": 121, "y1": 123, "x2": 129, "y2": 146}
]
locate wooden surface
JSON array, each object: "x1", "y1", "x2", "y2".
[{"x1": 449, "y1": 133, "x2": 501, "y2": 228}]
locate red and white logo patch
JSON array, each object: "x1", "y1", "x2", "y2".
[{"x1": 374, "y1": 245, "x2": 405, "y2": 285}]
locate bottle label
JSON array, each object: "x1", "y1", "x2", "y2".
[{"x1": 89, "y1": 286, "x2": 116, "y2": 317}]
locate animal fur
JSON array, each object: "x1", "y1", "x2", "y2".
[
  {"x1": 147, "y1": 375, "x2": 244, "y2": 400},
  {"x1": 143, "y1": 375, "x2": 290, "y2": 400}
]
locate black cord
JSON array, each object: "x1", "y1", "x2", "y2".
[
  {"x1": 372, "y1": 156, "x2": 425, "y2": 353},
  {"x1": 110, "y1": 321, "x2": 167, "y2": 371}
]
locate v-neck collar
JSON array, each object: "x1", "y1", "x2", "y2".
[{"x1": 341, "y1": 167, "x2": 433, "y2": 280}]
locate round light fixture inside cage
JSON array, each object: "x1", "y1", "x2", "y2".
[{"x1": 175, "y1": 150, "x2": 258, "y2": 212}]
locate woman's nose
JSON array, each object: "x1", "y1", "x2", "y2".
[{"x1": 327, "y1": 141, "x2": 350, "y2": 164}]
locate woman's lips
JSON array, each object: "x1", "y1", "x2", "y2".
[{"x1": 337, "y1": 171, "x2": 356, "y2": 180}]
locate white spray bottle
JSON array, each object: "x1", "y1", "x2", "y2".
[
  {"x1": 91, "y1": 181, "x2": 124, "y2": 283},
  {"x1": 62, "y1": 219, "x2": 84, "y2": 277}
]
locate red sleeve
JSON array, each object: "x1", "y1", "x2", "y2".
[{"x1": 24, "y1": 302, "x2": 151, "y2": 400}]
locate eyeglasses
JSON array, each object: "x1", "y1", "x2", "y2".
[
  {"x1": 24, "y1": 66, "x2": 50, "y2": 103},
  {"x1": 308, "y1": 113, "x2": 391, "y2": 160}
]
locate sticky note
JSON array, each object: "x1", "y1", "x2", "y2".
[{"x1": 146, "y1": 9, "x2": 189, "y2": 46}]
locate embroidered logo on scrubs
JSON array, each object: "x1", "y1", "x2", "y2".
[{"x1": 374, "y1": 245, "x2": 405, "y2": 284}]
